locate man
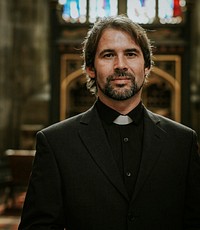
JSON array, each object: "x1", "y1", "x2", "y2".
[{"x1": 19, "y1": 15, "x2": 200, "y2": 230}]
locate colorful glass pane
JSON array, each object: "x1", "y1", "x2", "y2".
[
  {"x1": 158, "y1": 0, "x2": 186, "y2": 24},
  {"x1": 89, "y1": 0, "x2": 118, "y2": 23},
  {"x1": 173, "y1": 0, "x2": 182, "y2": 17},
  {"x1": 127, "y1": 0, "x2": 156, "y2": 24},
  {"x1": 59, "y1": 0, "x2": 87, "y2": 23},
  {"x1": 59, "y1": 0, "x2": 186, "y2": 24}
]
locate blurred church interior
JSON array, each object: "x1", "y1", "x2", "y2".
[{"x1": 0, "y1": 0, "x2": 200, "y2": 228}]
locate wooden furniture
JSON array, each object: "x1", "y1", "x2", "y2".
[{"x1": 5, "y1": 149, "x2": 35, "y2": 208}]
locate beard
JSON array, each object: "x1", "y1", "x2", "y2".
[{"x1": 97, "y1": 70, "x2": 145, "y2": 101}]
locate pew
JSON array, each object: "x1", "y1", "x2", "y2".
[{"x1": 4, "y1": 149, "x2": 35, "y2": 208}]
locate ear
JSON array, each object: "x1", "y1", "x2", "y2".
[
  {"x1": 86, "y1": 66, "x2": 96, "y2": 78},
  {"x1": 144, "y1": 67, "x2": 151, "y2": 77}
]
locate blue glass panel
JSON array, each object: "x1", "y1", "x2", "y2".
[
  {"x1": 60, "y1": 0, "x2": 86, "y2": 23},
  {"x1": 158, "y1": 0, "x2": 173, "y2": 19}
]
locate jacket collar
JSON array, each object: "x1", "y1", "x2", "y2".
[
  {"x1": 95, "y1": 99, "x2": 144, "y2": 125},
  {"x1": 79, "y1": 105, "x2": 130, "y2": 200},
  {"x1": 130, "y1": 108, "x2": 167, "y2": 203}
]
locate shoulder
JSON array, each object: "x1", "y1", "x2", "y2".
[
  {"x1": 41, "y1": 113, "x2": 84, "y2": 135},
  {"x1": 38, "y1": 105, "x2": 97, "y2": 136},
  {"x1": 145, "y1": 108, "x2": 196, "y2": 136}
]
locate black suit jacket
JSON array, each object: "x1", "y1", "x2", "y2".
[{"x1": 19, "y1": 105, "x2": 200, "y2": 230}]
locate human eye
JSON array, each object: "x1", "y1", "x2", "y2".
[
  {"x1": 103, "y1": 52, "x2": 114, "y2": 58},
  {"x1": 99, "y1": 49, "x2": 115, "y2": 59},
  {"x1": 126, "y1": 51, "x2": 137, "y2": 58},
  {"x1": 125, "y1": 49, "x2": 139, "y2": 58}
]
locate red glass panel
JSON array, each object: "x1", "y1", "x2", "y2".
[{"x1": 173, "y1": 0, "x2": 182, "y2": 17}]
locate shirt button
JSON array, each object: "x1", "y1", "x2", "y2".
[
  {"x1": 128, "y1": 213, "x2": 135, "y2": 222},
  {"x1": 123, "y1": 137, "x2": 129, "y2": 142},
  {"x1": 126, "y1": 171, "x2": 132, "y2": 177}
]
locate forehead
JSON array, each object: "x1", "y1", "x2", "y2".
[{"x1": 97, "y1": 28, "x2": 141, "y2": 51}]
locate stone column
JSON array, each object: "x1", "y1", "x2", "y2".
[
  {"x1": 0, "y1": 0, "x2": 13, "y2": 152},
  {"x1": 190, "y1": 0, "x2": 200, "y2": 139}
]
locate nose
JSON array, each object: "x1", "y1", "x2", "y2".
[{"x1": 114, "y1": 56, "x2": 128, "y2": 72}]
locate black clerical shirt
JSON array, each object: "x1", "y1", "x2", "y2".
[{"x1": 96, "y1": 99, "x2": 144, "y2": 198}]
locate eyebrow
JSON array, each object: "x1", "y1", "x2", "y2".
[
  {"x1": 98, "y1": 48, "x2": 141, "y2": 56},
  {"x1": 124, "y1": 48, "x2": 141, "y2": 53},
  {"x1": 98, "y1": 49, "x2": 114, "y2": 56}
]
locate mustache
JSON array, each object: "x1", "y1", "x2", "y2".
[{"x1": 108, "y1": 69, "x2": 135, "y2": 80}]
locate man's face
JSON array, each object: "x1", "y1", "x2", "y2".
[{"x1": 87, "y1": 28, "x2": 150, "y2": 101}]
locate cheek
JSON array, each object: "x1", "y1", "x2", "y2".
[
  {"x1": 136, "y1": 62, "x2": 147, "y2": 75},
  {"x1": 95, "y1": 65, "x2": 111, "y2": 80},
  {"x1": 96, "y1": 72, "x2": 105, "y2": 84},
  {"x1": 134, "y1": 68, "x2": 146, "y2": 83}
]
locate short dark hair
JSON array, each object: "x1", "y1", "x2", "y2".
[{"x1": 82, "y1": 15, "x2": 153, "y2": 95}]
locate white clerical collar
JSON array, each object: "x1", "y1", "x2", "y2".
[{"x1": 113, "y1": 115, "x2": 133, "y2": 125}]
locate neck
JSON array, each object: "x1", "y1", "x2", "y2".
[{"x1": 98, "y1": 91, "x2": 142, "y2": 115}]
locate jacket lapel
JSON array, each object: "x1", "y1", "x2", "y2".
[
  {"x1": 131, "y1": 109, "x2": 167, "y2": 203},
  {"x1": 78, "y1": 106, "x2": 129, "y2": 201}
]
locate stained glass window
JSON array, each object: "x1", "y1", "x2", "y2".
[
  {"x1": 59, "y1": 0, "x2": 87, "y2": 23},
  {"x1": 59, "y1": 0, "x2": 186, "y2": 24},
  {"x1": 158, "y1": 0, "x2": 186, "y2": 24},
  {"x1": 59, "y1": 0, "x2": 117, "y2": 23},
  {"x1": 127, "y1": 0, "x2": 186, "y2": 24},
  {"x1": 127, "y1": 0, "x2": 156, "y2": 24},
  {"x1": 89, "y1": 0, "x2": 118, "y2": 23}
]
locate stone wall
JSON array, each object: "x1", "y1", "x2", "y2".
[{"x1": 0, "y1": 0, "x2": 50, "y2": 152}]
